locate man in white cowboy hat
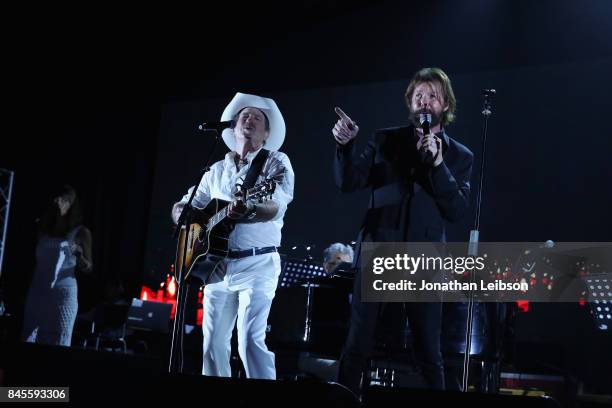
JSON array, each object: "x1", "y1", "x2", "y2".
[{"x1": 171, "y1": 92, "x2": 294, "y2": 380}]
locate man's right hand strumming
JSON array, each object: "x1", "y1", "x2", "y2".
[{"x1": 333, "y1": 107, "x2": 359, "y2": 145}]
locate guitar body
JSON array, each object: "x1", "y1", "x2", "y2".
[
  {"x1": 175, "y1": 198, "x2": 233, "y2": 282},
  {"x1": 174, "y1": 179, "x2": 276, "y2": 284}
]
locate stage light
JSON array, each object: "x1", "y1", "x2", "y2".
[{"x1": 167, "y1": 276, "x2": 177, "y2": 298}]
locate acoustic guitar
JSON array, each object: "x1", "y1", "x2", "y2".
[{"x1": 174, "y1": 179, "x2": 276, "y2": 282}]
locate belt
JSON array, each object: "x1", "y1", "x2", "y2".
[{"x1": 227, "y1": 246, "x2": 278, "y2": 259}]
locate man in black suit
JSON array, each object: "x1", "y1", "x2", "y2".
[{"x1": 333, "y1": 67, "x2": 473, "y2": 395}]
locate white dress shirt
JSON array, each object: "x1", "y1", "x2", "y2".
[{"x1": 177, "y1": 147, "x2": 294, "y2": 250}]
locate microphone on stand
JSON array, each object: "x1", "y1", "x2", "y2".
[
  {"x1": 482, "y1": 89, "x2": 496, "y2": 116},
  {"x1": 197, "y1": 120, "x2": 235, "y2": 131},
  {"x1": 419, "y1": 113, "x2": 434, "y2": 164}
]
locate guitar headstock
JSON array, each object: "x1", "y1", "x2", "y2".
[{"x1": 245, "y1": 179, "x2": 277, "y2": 203}]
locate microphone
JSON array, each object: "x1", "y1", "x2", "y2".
[
  {"x1": 419, "y1": 113, "x2": 431, "y2": 134},
  {"x1": 419, "y1": 113, "x2": 434, "y2": 164},
  {"x1": 197, "y1": 120, "x2": 235, "y2": 131}
]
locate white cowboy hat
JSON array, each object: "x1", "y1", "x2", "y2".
[{"x1": 221, "y1": 92, "x2": 286, "y2": 151}]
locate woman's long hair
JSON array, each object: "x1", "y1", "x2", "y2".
[{"x1": 38, "y1": 185, "x2": 83, "y2": 237}]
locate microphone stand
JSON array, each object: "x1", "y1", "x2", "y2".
[
  {"x1": 462, "y1": 90, "x2": 495, "y2": 392},
  {"x1": 168, "y1": 129, "x2": 224, "y2": 374}
]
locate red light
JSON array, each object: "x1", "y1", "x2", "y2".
[
  {"x1": 578, "y1": 297, "x2": 586, "y2": 307},
  {"x1": 140, "y1": 286, "x2": 156, "y2": 301},
  {"x1": 197, "y1": 308, "x2": 203, "y2": 326},
  {"x1": 516, "y1": 300, "x2": 530, "y2": 313},
  {"x1": 167, "y1": 276, "x2": 177, "y2": 298},
  {"x1": 169, "y1": 299, "x2": 177, "y2": 320}
]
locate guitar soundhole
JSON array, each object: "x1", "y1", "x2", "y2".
[{"x1": 197, "y1": 229, "x2": 205, "y2": 243}]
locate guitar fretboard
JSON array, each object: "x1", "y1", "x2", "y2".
[
  {"x1": 205, "y1": 181, "x2": 275, "y2": 231},
  {"x1": 207, "y1": 206, "x2": 230, "y2": 230}
]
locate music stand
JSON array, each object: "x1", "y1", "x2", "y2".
[
  {"x1": 269, "y1": 256, "x2": 350, "y2": 357},
  {"x1": 279, "y1": 257, "x2": 327, "y2": 288},
  {"x1": 276, "y1": 258, "x2": 326, "y2": 343},
  {"x1": 583, "y1": 273, "x2": 612, "y2": 330}
]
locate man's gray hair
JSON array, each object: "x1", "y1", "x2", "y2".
[{"x1": 323, "y1": 242, "x2": 354, "y2": 263}]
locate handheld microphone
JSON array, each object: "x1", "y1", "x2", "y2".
[
  {"x1": 197, "y1": 120, "x2": 235, "y2": 131},
  {"x1": 419, "y1": 113, "x2": 431, "y2": 134},
  {"x1": 419, "y1": 113, "x2": 434, "y2": 164}
]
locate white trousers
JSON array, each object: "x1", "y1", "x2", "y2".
[{"x1": 202, "y1": 252, "x2": 280, "y2": 379}]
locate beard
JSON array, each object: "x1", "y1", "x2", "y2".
[{"x1": 409, "y1": 108, "x2": 442, "y2": 129}]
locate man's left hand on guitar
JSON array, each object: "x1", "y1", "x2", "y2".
[{"x1": 228, "y1": 200, "x2": 255, "y2": 220}]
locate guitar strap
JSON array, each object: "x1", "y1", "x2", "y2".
[{"x1": 241, "y1": 148, "x2": 270, "y2": 190}]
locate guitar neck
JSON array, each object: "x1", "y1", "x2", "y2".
[
  {"x1": 205, "y1": 181, "x2": 275, "y2": 230},
  {"x1": 208, "y1": 205, "x2": 231, "y2": 230}
]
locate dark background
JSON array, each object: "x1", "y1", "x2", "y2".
[{"x1": 1, "y1": 0, "x2": 611, "y2": 393}]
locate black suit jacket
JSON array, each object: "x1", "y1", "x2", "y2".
[{"x1": 334, "y1": 125, "x2": 473, "y2": 243}]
